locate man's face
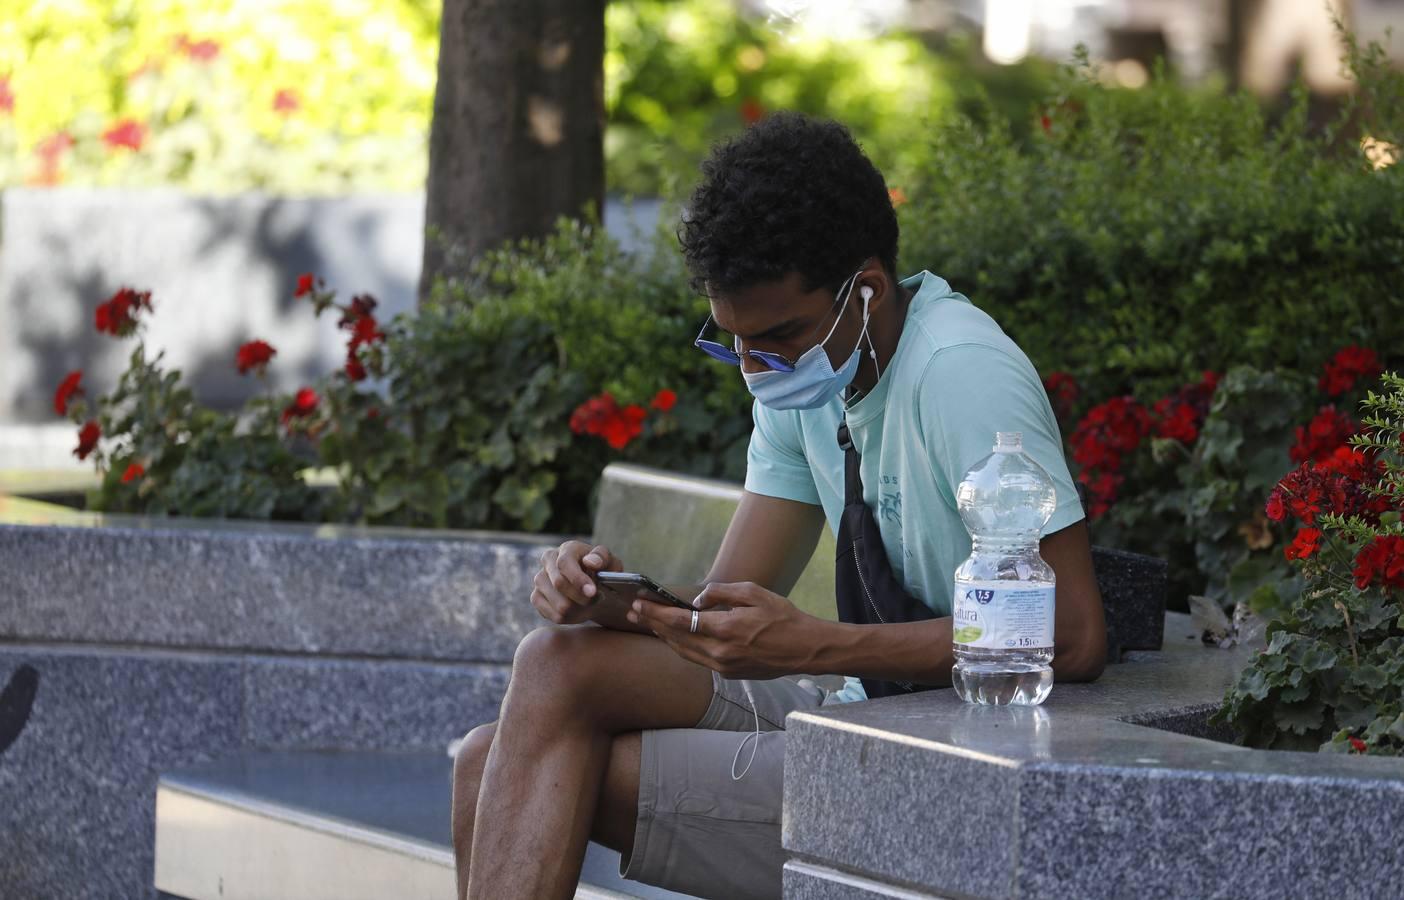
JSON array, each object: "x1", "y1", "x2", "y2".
[{"x1": 708, "y1": 269, "x2": 867, "y2": 375}]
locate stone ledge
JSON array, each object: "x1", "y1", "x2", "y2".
[
  {"x1": 0, "y1": 514, "x2": 560, "y2": 661},
  {"x1": 782, "y1": 613, "x2": 1404, "y2": 899}
]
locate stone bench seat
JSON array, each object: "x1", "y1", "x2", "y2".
[
  {"x1": 154, "y1": 751, "x2": 689, "y2": 900},
  {"x1": 145, "y1": 463, "x2": 1176, "y2": 898},
  {"x1": 152, "y1": 612, "x2": 1404, "y2": 899}
]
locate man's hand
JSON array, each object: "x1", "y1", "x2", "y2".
[
  {"x1": 531, "y1": 541, "x2": 623, "y2": 626},
  {"x1": 627, "y1": 581, "x2": 823, "y2": 679}
]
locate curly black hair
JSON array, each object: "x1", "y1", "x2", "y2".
[{"x1": 677, "y1": 111, "x2": 899, "y2": 298}]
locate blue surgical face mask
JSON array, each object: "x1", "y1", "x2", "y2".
[{"x1": 742, "y1": 270, "x2": 872, "y2": 410}]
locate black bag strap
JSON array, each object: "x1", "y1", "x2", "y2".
[{"x1": 837, "y1": 419, "x2": 862, "y2": 506}]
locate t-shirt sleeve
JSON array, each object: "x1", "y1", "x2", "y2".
[
  {"x1": 915, "y1": 343, "x2": 1085, "y2": 536},
  {"x1": 743, "y1": 400, "x2": 823, "y2": 506}
]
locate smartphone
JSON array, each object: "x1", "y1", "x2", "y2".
[{"x1": 594, "y1": 571, "x2": 696, "y2": 611}]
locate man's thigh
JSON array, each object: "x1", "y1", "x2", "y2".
[{"x1": 619, "y1": 673, "x2": 829, "y2": 900}]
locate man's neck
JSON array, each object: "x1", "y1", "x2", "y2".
[{"x1": 848, "y1": 283, "x2": 913, "y2": 396}]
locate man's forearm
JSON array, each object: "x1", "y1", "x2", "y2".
[
  {"x1": 807, "y1": 616, "x2": 1105, "y2": 686},
  {"x1": 810, "y1": 617, "x2": 957, "y2": 686}
]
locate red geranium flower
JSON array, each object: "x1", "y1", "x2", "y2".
[
  {"x1": 1284, "y1": 527, "x2": 1323, "y2": 562},
  {"x1": 339, "y1": 294, "x2": 378, "y2": 327},
  {"x1": 235, "y1": 340, "x2": 277, "y2": 375},
  {"x1": 1078, "y1": 469, "x2": 1123, "y2": 520},
  {"x1": 102, "y1": 119, "x2": 146, "y2": 152},
  {"x1": 294, "y1": 273, "x2": 317, "y2": 298},
  {"x1": 1353, "y1": 534, "x2": 1404, "y2": 591},
  {"x1": 1043, "y1": 371, "x2": 1079, "y2": 420},
  {"x1": 338, "y1": 295, "x2": 385, "y2": 353},
  {"x1": 273, "y1": 88, "x2": 300, "y2": 114},
  {"x1": 121, "y1": 462, "x2": 145, "y2": 484},
  {"x1": 570, "y1": 393, "x2": 648, "y2": 449},
  {"x1": 280, "y1": 387, "x2": 319, "y2": 425},
  {"x1": 344, "y1": 356, "x2": 367, "y2": 382},
  {"x1": 1319, "y1": 346, "x2": 1381, "y2": 397},
  {"x1": 73, "y1": 420, "x2": 100, "y2": 460},
  {"x1": 349, "y1": 315, "x2": 384, "y2": 350},
  {"x1": 0, "y1": 76, "x2": 13, "y2": 115},
  {"x1": 1071, "y1": 396, "x2": 1152, "y2": 473},
  {"x1": 54, "y1": 370, "x2": 83, "y2": 415},
  {"x1": 94, "y1": 287, "x2": 153, "y2": 337},
  {"x1": 1349, "y1": 736, "x2": 1368, "y2": 753},
  {"x1": 650, "y1": 389, "x2": 677, "y2": 412},
  {"x1": 1290, "y1": 406, "x2": 1357, "y2": 465}
]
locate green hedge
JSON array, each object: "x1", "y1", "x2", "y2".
[{"x1": 896, "y1": 47, "x2": 1404, "y2": 408}]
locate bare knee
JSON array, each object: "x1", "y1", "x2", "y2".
[
  {"x1": 454, "y1": 722, "x2": 497, "y2": 795},
  {"x1": 504, "y1": 625, "x2": 611, "y2": 720}
]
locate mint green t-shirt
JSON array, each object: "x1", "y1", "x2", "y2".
[{"x1": 743, "y1": 271, "x2": 1085, "y2": 703}]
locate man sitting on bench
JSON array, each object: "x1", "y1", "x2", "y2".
[{"x1": 452, "y1": 111, "x2": 1106, "y2": 900}]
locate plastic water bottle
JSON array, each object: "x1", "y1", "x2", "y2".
[{"x1": 952, "y1": 431, "x2": 1057, "y2": 705}]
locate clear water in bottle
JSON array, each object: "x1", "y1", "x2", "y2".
[{"x1": 951, "y1": 431, "x2": 1057, "y2": 705}]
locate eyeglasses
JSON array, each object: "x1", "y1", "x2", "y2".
[{"x1": 693, "y1": 270, "x2": 861, "y2": 373}]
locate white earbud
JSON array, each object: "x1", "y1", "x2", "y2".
[{"x1": 860, "y1": 285, "x2": 873, "y2": 302}]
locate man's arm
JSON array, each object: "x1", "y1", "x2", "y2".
[
  {"x1": 808, "y1": 519, "x2": 1107, "y2": 685},
  {"x1": 703, "y1": 490, "x2": 828, "y2": 595},
  {"x1": 601, "y1": 490, "x2": 824, "y2": 635}
]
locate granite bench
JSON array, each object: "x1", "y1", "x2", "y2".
[{"x1": 139, "y1": 463, "x2": 1171, "y2": 899}]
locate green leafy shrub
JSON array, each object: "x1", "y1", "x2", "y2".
[
  {"x1": 898, "y1": 37, "x2": 1404, "y2": 407},
  {"x1": 1052, "y1": 346, "x2": 1390, "y2": 612},
  {"x1": 1214, "y1": 372, "x2": 1404, "y2": 755},
  {"x1": 55, "y1": 216, "x2": 753, "y2": 534}
]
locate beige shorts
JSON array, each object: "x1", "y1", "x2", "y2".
[{"x1": 620, "y1": 671, "x2": 842, "y2": 900}]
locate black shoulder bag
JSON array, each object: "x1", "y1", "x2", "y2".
[{"x1": 834, "y1": 417, "x2": 940, "y2": 699}]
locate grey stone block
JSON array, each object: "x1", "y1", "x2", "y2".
[
  {"x1": 0, "y1": 516, "x2": 553, "y2": 662},
  {"x1": 782, "y1": 618, "x2": 1404, "y2": 899},
  {"x1": 242, "y1": 656, "x2": 510, "y2": 751},
  {"x1": 0, "y1": 647, "x2": 242, "y2": 900}
]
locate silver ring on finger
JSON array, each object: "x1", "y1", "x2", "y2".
[{"x1": 690, "y1": 609, "x2": 700, "y2": 634}]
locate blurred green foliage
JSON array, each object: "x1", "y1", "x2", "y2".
[
  {"x1": 0, "y1": 0, "x2": 1054, "y2": 197},
  {"x1": 604, "y1": 0, "x2": 1054, "y2": 196}
]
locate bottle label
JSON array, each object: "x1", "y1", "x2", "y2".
[{"x1": 951, "y1": 580, "x2": 1055, "y2": 650}]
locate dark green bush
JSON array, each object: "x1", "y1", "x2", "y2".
[
  {"x1": 897, "y1": 43, "x2": 1404, "y2": 408},
  {"x1": 319, "y1": 214, "x2": 753, "y2": 534}
]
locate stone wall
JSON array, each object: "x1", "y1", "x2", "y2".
[
  {"x1": 0, "y1": 188, "x2": 664, "y2": 456},
  {"x1": 0, "y1": 513, "x2": 553, "y2": 899}
]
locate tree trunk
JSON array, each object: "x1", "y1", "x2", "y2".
[{"x1": 420, "y1": 0, "x2": 606, "y2": 298}]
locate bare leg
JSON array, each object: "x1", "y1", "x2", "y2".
[
  {"x1": 463, "y1": 625, "x2": 715, "y2": 900},
  {"x1": 453, "y1": 722, "x2": 643, "y2": 900}
]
